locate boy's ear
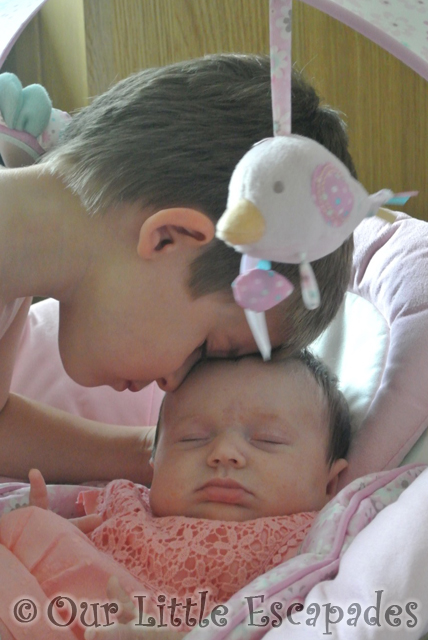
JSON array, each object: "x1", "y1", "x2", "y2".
[
  {"x1": 137, "y1": 208, "x2": 215, "y2": 259},
  {"x1": 325, "y1": 458, "x2": 348, "y2": 500}
]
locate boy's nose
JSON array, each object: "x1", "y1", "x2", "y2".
[
  {"x1": 156, "y1": 373, "x2": 182, "y2": 392},
  {"x1": 207, "y1": 436, "x2": 246, "y2": 468},
  {"x1": 156, "y1": 348, "x2": 203, "y2": 392}
]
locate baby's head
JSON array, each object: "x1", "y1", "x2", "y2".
[{"x1": 149, "y1": 351, "x2": 350, "y2": 521}]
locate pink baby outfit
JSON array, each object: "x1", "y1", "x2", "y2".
[{"x1": 82, "y1": 480, "x2": 316, "y2": 613}]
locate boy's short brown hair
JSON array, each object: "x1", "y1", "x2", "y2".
[{"x1": 45, "y1": 54, "x2": 355, "y2": 354}]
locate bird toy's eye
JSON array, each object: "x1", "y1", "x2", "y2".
[{"x1": 273, "y1": 180, "x2": 285, "y2": 193}]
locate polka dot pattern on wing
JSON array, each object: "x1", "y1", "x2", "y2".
[
  {"x1": 312, "y1": 162, "x2": 354, "y2": 227},
  {"x1": 232, "y1": 268, "x2": 294, "y2": 312}
]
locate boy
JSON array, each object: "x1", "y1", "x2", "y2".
[
  {"x1": 0, "y1": 350, "x2": 350, "y2": 639},
  {"x1": 0, "y1": 54, "x2": 354, "y2": 484}
]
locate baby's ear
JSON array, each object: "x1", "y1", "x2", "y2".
[
  {"x1": 137, "y1": 208, "x2": 215, "y2": 259},
  {"x1": 325, "y1": 458, "x2": 348, "y2": 500}
]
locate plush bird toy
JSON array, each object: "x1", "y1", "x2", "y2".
[{"x1": 216, "y1": 0, "x2": 416, "y2": 359}]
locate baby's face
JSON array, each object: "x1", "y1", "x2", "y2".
[{"x1": 149, "y1": 358, "x2": 344, "y2": 521}]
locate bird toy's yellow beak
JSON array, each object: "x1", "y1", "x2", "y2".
[{"x1": 216, "y1": 199, "x2": 266, "y2": 245}]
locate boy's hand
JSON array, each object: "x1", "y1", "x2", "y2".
[{"x1": 28, "y1": 468, "x2": 103, "y2": 533}]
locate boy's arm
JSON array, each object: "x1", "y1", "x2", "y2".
[
  {"x1": 0, "y1": 297, "x2": 32, "y2": 411},
  {"x1": 0, "y1": 393, "x2": 155, "y2": 484}
]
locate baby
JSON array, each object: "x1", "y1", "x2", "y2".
[
  {"x1": 0, "y1": 351, "x2": 350, "y2": 639},
  {"x1": 148, "y1": 349, "x2": 350, "y2": 521}
]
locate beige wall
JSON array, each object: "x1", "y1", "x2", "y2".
[
  {"x1": 3, "y1": 0, "x2": 427, "y2": 220},
  {"x1": 3, "y1": 0, "x2": 87, "y2": 112},
  {"x1": 293, "y1": 3, "x2": 428, "y2": 221}
]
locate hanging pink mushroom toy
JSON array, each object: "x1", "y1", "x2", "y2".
[{"x1": 216, "y1": 0, "x2": 417, "y2": 359}]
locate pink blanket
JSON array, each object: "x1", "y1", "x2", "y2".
[
  {"x1": 0, "y1": 465, "x2": 424, "y2": 640},
  {"x1": 0, "y1": 505, "x2": 143, "y2": 640}
]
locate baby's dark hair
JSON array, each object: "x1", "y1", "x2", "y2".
[
  {"x1": 280, "y1": 349, "x2": 351, "y2": 466},
  {"x1": 45, "y1": 54, "x2": 355, "y2": 355},
  {"x1": 152, "y1": 349, "x2": 351, "y2": 466}
]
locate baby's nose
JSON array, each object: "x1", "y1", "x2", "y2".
[{"x1": 207, "y1": 437, "x2": 246, "y2": 468}]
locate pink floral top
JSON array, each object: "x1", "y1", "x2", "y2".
[{"x1": 80, "y1": 480, "x2": 316, "y2": 614}]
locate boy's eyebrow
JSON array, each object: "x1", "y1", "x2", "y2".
[
  {"x1": 206, "y1": 348, "x2": 240, "y2": 360},
  {"x1": 206, "y1": 340, "x2": 249, "y2": 360}
]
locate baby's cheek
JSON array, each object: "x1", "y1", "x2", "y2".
[{"x1": 149, "y1": 473, "x2": 187, "y2": 517}]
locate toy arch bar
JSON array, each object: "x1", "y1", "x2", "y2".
[{"x1": 1, "y1": 0, "x2": 428, "y2": 80}]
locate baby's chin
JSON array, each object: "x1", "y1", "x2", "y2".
[{"x1": 177, "y1": 503, "x2": 267, "y2": 522}]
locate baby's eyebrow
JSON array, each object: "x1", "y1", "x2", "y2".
[
  {"x1": 249, "y1": 412, "x2": 284, "y2": 425},
  {"x1": 249, "y1": 412, "x2": 298, "y2": 434},
  {"x1": 172, "y1": 415, "x2": 208, "y2": 429}
]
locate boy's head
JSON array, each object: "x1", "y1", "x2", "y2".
[
  {"x1": 149, "y1": 351, "x2": 350, "y2": 521},
  {"x1": 46, "y1": 55, "x2": 354, "y2": 391}
]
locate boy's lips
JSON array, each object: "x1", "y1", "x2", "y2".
[
  {"x1": 112, "y1": 380, "x2": 148, "y2": 392},
  {"x1": 198, "y1": 478, "x2": 253, "y2": 504},
  {"x1": 127, "y1": 381, "x2": 146, "y2": 392}
]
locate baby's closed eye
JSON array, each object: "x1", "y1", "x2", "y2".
[
  {"x1": 251, "y1": 438, "x2": 288, "y2": 449},
  {"x1": 177, "y1": 429, "x2": 212, "y2": 445},
  {"x1": 249, "y1": 429, "x2": 291, "y2": 448}
]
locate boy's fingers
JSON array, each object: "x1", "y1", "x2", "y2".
[
  {"x1": 69, "y1": 513, "x2": 103, "y2": 534},
  {"x1": 28, "y1": 468, "x2": 49, "y2": 510}
]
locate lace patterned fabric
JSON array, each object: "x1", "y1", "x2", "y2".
[{"x1": 81, "y1": 480, "x2": 316, "y2": 615}]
